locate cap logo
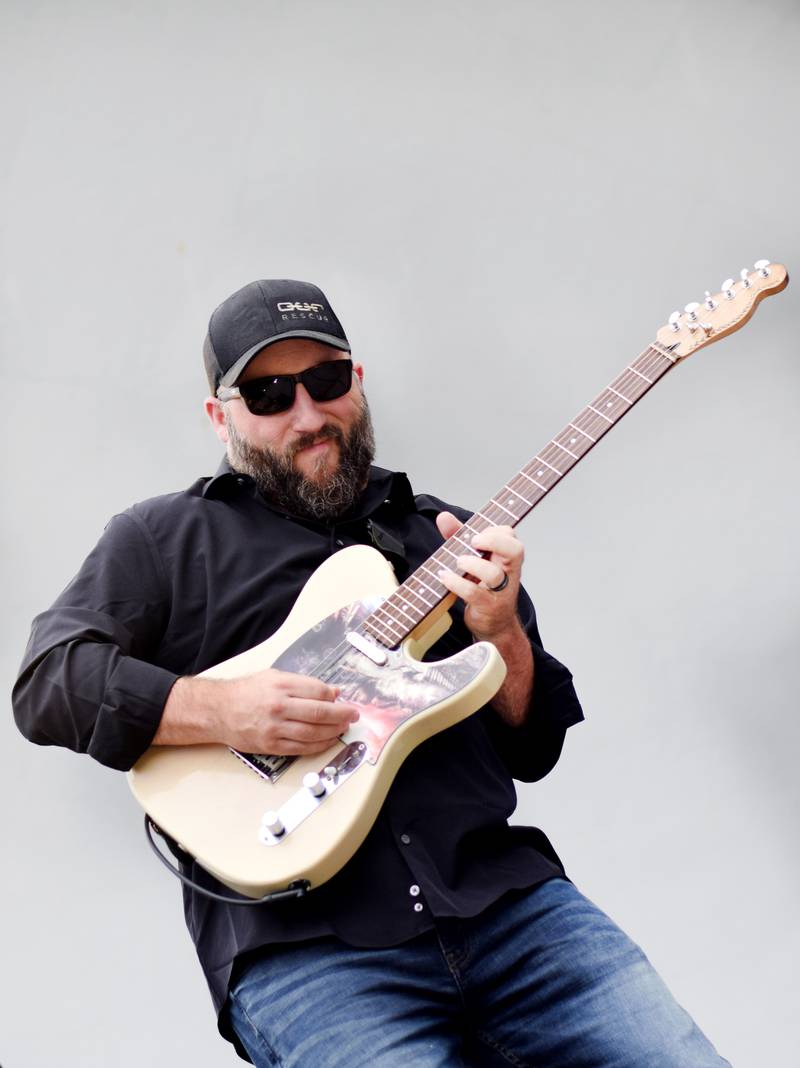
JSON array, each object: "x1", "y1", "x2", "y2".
[{"x1": 277, "y1": 301, "x2": 324, "y2": 313}]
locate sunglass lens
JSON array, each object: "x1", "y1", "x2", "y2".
[
  {"x1": 304, "y1": 360, "x2": 353, "y2": 401},
  {"x1": 240, "y1": 376, "x2": 296, "y2": 415}
]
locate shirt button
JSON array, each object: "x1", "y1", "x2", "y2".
[
  {"x1": 400, "y1": 834, "x2": 411, "y2": 845},
  {"x1": 413, "y1": 902, "x2": 424, "y2": 913},
  {"x1": 409, "y1": 885, "x2": 420, "y2": 897}
]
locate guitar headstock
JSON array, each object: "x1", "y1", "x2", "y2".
[{"x1": 655, "y1": 260, "x2": 788, "y2": 360}]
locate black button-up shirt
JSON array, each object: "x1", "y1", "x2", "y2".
[{"x1": 13, "y1": 462, "x2": 584, "y2": 1058}]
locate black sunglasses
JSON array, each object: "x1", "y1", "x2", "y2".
[{"x1": 217, "y1": 359, "x2": 354, "y2": 416}]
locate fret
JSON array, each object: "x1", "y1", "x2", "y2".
[
  {"x1": 587, "y1": 403, "x2": 614, "y2": 423},
  {"x1": 628, "y1": 365, "x2": 652, "y2": 383},
  {"x1": 407, "y1": 573, "x2": 440, "y2": 600},
  {"x1": 607, "y1": 385, "x2": 633, "y2": 403},
  {"x1": 420, "y1": 562, "x2": 446, "y2": 585},
  {"x1": 400, "y1": 585, "x2": 433, "y2": 614},
  {"x1": 518, "y1": 470, "x2": 548, "y2": 492},
  {"x1": 555, "y1": 427, "x2": 590, "y2": 451},
  {"x1": 475, "y1": 508, "x2": 505, "y2": 526},
  {"x1": 434, "y1": 544, "x2": 461, "y2": 568},
  {"x1": 363, "y1": 617, "x2": 402, "y2": 646},
  {"x1": 371, "y1": 609, "x2": 406, "y2": 639},
  {"x1": 449, "y1": 534, "x2": 482, "y2": 555},
  {"x1": 383, "y1": 595, "x2": 419, "y2": 624},
  {"x1": 550, "y1": 439, "x2": 580, "y2": 460},
  {"x1": 534, "y1": 456, "x2": 562, "y2": 476},
  {"x1": 568, "y1": 421, "x2": 596, "y2": 443},
  {"x1": 507, "y1": 474, "x2": 541, "y2": 501},
  {"x1": 489, "y1": 498, "x2": 518, "y2": 520}
]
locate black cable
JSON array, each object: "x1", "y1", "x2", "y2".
[{"x1": 144, "y1": 815, "x2": 310, "y2": 906}]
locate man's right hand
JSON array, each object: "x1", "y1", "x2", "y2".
[{"x1": 154, "y1": 668, "x2": 360, "y2": 755}]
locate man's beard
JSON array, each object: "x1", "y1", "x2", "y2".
[{"x1": 225, "y1": 397, "x2": 376, "y2": 521}]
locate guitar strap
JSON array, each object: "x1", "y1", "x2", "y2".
[{"x1": 365, "y1": 519, "x2": 408, "y2": 578}]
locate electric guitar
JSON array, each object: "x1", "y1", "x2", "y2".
[{"x1": 129, "y1": 260, "x2": 788, "y2": 899}]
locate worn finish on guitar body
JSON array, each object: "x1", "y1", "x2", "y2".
[{"x1": 129, "y1": 545, "x2": 507, "y2": 898}]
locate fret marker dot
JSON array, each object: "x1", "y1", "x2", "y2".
[
  {"x1": 606, "y1": 401, "x2": 612, "y2": 408},
  {"x1": 569, "y1": 437, "x2": 577, "y2": 444},
  {"x1": 537, "y1": 469, "x2": 544, "y2": 476}
]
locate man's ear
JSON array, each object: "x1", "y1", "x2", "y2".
[{"x1": 204, "y1": 397, "x2": 229, "y2": 444}]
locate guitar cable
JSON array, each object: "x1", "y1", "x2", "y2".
[{"x1": 144, "y1": 816, "x2": 310, "y2": 906}]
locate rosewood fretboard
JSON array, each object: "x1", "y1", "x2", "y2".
[{"x1": 360, "y1": 341, "x2": 678, "y2": 649}]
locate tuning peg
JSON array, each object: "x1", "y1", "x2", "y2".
[
  {"x1": 704, "y1": 291, "x2": 717, "y2": 310},
  {"x1": 721, "y1": 278, "x2": 735, "y2": 299},
  {"x1": 668, "y1": 311, "x2": 682, "y2": 332},
  {"x1": 684, "y1": 301, "x2": 700, "y2": 321},
  {"x1": 754, "y1": 259, "x2": 771, "y2": 277},
  {"x1": 739, "y1": 268, "x2": 752, "y2": 289}
]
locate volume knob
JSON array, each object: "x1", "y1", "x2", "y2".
[
  {"x1": 261, "y1": 810, "x2": 285, "y2": 837},
  {"x1": 303, "y1": 772, "x2": 326, "y2": 798}
]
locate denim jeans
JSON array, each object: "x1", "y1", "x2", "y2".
[{"x1": 228, "y1": 877, "x2": 731, "y2": 1067}]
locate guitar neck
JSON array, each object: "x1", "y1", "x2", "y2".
[{"x1": 361, "y1": 340, "x2": 678, "y2": 648}]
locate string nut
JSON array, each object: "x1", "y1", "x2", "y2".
[
  {"x1": 704, "y1": 290, "x2": 717, "y2": 310},
  {"x1": 739, "y1": 268, "x2": 752, "y2": 288},
  {"x1": 721, "y1": 278, "x2": 736, "y2": 299},
  {"x1": 668, "y1": 311, "x2": 682, "y2": 332},
  {"x1": 754, "y1": 259, "x2": 771, "y2": 277},
  {"x1": 684, "y1": 301, "x2": 700, "y2": 321}
]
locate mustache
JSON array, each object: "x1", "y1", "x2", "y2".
[{"x1": 287, "y1": 425, "x2": 344, "y2": 459}]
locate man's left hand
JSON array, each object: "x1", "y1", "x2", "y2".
[{"x1": 435, "y1": 511, "x2": 524, "y2": 644}]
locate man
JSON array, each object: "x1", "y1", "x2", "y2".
[{"x1": 13, "y1": 279, "x2": 730, "y2": 1066}]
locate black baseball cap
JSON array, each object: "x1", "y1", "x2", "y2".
[{"x1": 203, "y1": 279, "x2": 350, "y2": 392}]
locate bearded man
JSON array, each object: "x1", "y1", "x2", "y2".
[{"x1": 13, "y1": 279, "x2": 730, "y2": 1066}]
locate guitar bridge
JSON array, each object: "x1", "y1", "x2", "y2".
[{"x1": 229, "y1": 749, "x2": 296, "y2": 784}]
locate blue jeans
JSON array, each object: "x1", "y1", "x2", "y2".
[{"x1": 228, "y1": 878, "x2": 731, "y2": 1067}]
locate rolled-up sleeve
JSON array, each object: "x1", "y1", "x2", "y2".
[{"x1": 12, "y1": 512, "x2": 179, "y2": 771}]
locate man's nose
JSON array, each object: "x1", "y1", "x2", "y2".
[{"x1": 290, "y1": 383, "x2": 328, "y2": 431}]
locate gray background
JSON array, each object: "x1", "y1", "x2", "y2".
[{"x1": 2, "y1": 1, "x2": 798, "y2": 1065}]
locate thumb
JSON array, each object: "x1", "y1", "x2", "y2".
[{"x1": 435, "y1": 510, "x2": 462, "y2": 540}]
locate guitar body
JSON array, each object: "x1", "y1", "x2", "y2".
[{"x1": 129, "y1": 545, "x2": 507, "y2": 898}]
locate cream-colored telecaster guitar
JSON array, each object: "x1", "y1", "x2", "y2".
[{"x1": 129, "y1": 260, "x2": 788, "y2": 899}]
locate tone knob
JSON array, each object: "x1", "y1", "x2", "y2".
[
  {"x1": 303, "y1": 772, "x2": 326, "y2": 798},
  {"x1": 261, "y1": 810, "x2": 285, "y2": 836},
  {"x1": 754, "y1": 259, "x2": 771, "y2": 277},
  {"x1": 721, "y1": 278, "x2": 735, "y2": 299},
  {"x1": 739, "y1": 268, "x2": 752, "y2": 288},
  {"x1": 684, "y1": 302, "x2": 700, "y2": 321}
]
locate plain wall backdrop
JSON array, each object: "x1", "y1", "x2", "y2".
[{"x1": 2, "y1": 1, "x2": 798, "y2": 1065}]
